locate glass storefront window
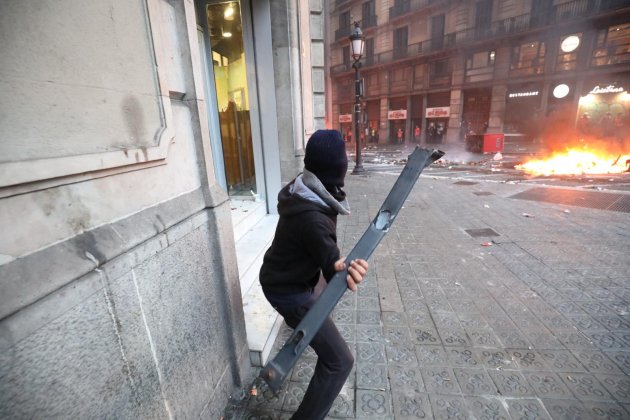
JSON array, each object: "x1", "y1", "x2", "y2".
[
  {"x1": 510, "y1": 41, "x2": 545, "y2": 77},
  {"x1": 592, "y1": 23, "x2": 630, "y2": 66},
  {"x1": 206, "y1": 1, "x2": 256, "y2": 197}
]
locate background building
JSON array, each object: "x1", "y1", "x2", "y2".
[
  {"x1": 0, "y1": 0, "x2": 326, "y2": 417},
  {"x1": 327, "y1": 0, "x2": 630, "y2": 145}
]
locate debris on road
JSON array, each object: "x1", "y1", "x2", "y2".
[
  {"x1": 481, "y1": 242, "x2": 493, "y2": 247},
  {"x1": 522, "y1": 213, "x2": 535, "y2": 218}
]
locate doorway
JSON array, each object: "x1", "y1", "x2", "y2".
[{"x1": 203, "y1": 1, "x2": 258, "y2": 198}]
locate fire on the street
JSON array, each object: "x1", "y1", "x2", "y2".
[{"x1": 516, "y1": 148, "x2": 630, "y2": 176}]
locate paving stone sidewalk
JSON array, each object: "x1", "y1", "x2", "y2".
[{"x1": 225, "y1": 161, "x2": 630, "y2": 419}]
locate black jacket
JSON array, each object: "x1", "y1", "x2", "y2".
[{"x1": 259, "y1": 171, "x2": 349, "y2": 296}]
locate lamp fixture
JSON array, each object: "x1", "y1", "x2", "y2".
[
  {"x1": 349, "y1": 22, "x2": 365, "y2": 174},
  {"x1": 349, "y1": 22, "x2": 365, "y2": 62},
  {"x1": 224, "y1": 3, "x2": 234, "y2": 20}
]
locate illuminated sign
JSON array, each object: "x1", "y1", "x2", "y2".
[
  {"x1": 553, "y1": 84, "x2": 570, "y2": 99},
  {"x1": 388, "y1": 109, "x2": 407, "y2": 120},
  {"x1": 508, "y1": 91, "x2": 539, "y2": 98},
  {"x1": 338, "y1": 114, "x2": 352, "y2": 123},
  {"x1": 425, "y1": 107, "x2": 450, "y2": 118},
  {"x1": 589, "y1": 85, "x2": 625, "y2": 94},
  {"x1": 560, "y1": 35, "x2": 580, "y2": 53}
]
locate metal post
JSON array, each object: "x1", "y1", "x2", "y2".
[{"x1": 352, "y1": 61, "x2": 364, "y2": 174}]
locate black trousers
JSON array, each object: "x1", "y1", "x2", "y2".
[{"x1": 274, "y1": 281, "x2": 354, "y2": 420}]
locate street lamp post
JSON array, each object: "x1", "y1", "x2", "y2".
[{"x1": 350, "y1": 22, "x2": 365, "y2": 174}]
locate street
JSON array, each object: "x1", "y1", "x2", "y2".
[
  {"x1": 357, "y1": 142, "x2": 630, "y2": 194},
  {"x1": 226, "y1": 143, "x2": 630, "y2": 419}
]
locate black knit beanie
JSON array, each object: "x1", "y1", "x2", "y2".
[{"x1": 304, "y1": 129, "x2": 348, "y2": 187}]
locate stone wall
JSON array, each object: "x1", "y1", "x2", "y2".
[
  {"x1": 0, "y1": 0, "x2": 250, "y2": 417},
  {"x1": 0, "y1": 197, "x2": 250, "y2": 418}
]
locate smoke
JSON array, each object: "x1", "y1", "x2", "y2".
[{"x1": 538, "y1": 104, "x2": 629, "y2": 154}]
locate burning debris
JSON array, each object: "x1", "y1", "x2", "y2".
[{"x1": 516, "y1": 148, "x2": 630, "y2": 176}]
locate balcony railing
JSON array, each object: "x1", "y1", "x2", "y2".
[
  {"x1": 393, "y1": 47, "x2": 408, "y2": 60},
  {"x1": 331, "y1": 0, "x2": 630, "y2": 75}
]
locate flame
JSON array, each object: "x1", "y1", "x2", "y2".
[{"x1": 516, "y1": 148, "x2": 630, "y2": 176}]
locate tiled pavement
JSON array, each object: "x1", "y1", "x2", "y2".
[{"x1": 225, "y1": 153, "x2": 630, "y2": 419}]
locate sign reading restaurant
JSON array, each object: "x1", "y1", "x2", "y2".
[
  {"x1": 508, "y1": 91, "x2": 539, "y2": 98},
  {"x1": 387, "y1": 109, "x2": 407, "y2": 120},
  {"x1": 338, "y1": 114, "x2": 352, "y2": 123},
  {"x1": 425, "y1": 107, "x2": 450, "y2": 118}
]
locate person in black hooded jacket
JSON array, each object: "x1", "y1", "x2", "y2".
[{"x1": 259, "y1": 129, "x2": 369, "y2": 419}]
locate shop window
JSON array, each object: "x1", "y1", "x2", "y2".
[
  {"x1": 556, "y1": 33, "x2": 581, "y2": 72},
  {"x1": 339, "y1": 103, "x2": 353, "y2": 140},
  {"x1": 591, "y1": 23, "x2": 630, "y2": 66},
  {"x1": 504, "y1": 88, "x2": 541, "y2": 135},
  {"x1": 390, "y1": 98, "x2": 406, "y2": 108},
  {"x1": 510, "y1": 41, "x2": 545, "y2": 76}
]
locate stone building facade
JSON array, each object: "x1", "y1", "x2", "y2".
[
  {"x1": 327, "y1": 0, "x2": 630, "y2": 145},
  {"x1": 0, "y1": 0, "x2": 326, "y2": 417}
]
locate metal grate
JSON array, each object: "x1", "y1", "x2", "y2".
[
  {"x1": 473, "y1": 191, "x2": 494, "y2": 196},
  {"x1": 453, "y1": 181, "x2": 478, "y2": 186},
  {"x1": 465, "y1": 228, "x2": 500, "y2": 238},
  {"x1": 510, "y1": 187, "x2": 630, "y2": 213}
]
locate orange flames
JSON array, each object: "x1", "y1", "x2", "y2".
[{"x1": 516, "y1": 148, "x2": 630, "y2": 176}]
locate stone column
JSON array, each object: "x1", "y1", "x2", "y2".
[
  {"x1": 487, "y1": 46, "x2": 510, "y2": 132},
  {"x1": 379, "y1": 96, "x2": 388, "y2": 144},
  {"x1": 405, "y1": 95, "x2": 412, "y2": 143},
  {"x1": 447, "y1": 55, "x2": 466, "y2": 144}
]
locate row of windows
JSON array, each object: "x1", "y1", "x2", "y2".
[
  {"x1": 336, "y1": 0, "x2": 626, "y2": 38},
  {"x1": 336, "y1": 23, "x2": 630, "y2": 100},
  {"x1": 341, "y1": 23, "x2": 630, "y2": 76}
]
